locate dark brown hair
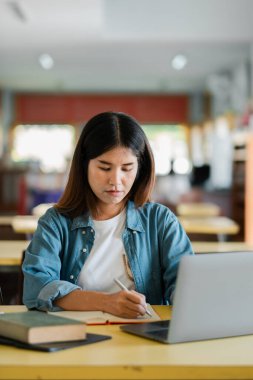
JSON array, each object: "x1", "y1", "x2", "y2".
[{"x1": 55, "y1": 111, "x2": 155, "y2": 218}]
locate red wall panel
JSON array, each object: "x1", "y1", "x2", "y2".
[{"x1": 15, "y1": 94, "x2": 189, "y2": 124}]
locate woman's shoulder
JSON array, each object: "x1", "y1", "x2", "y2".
[
  {"x1": 40, "y1": 205, "x2": 60, "y2": 218},
  {"x1": 41, "y1": 207, "x2": 91, "y2": 228},
  {"x1": 126, "y1": 201, "x2": 179, "y2": 232},
  {"x1": 141, "y1": 201, "x2": 173, "y2": 213},
  {"x1": 39, "y1": 205, "x2": 71, "y2": 226},
  {"x1": 136, "y1": 201, "x2": 176, "y2": 221}
]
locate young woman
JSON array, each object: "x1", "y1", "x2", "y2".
[{"x1": 22, "y1": 111, "x2": 194, "y2": 318}]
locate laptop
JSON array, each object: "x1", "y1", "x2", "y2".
[{"x1": 121, "y1": 252, "x2": 253, "y2": 343}]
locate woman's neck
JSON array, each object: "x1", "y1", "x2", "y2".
[{"x1": 93, "y1": 202, "x2": 126, "y2": 221}]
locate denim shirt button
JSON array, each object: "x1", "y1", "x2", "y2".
[
  {"x1": 90, "y1": 229, "x2": 94, "y2": 233},
  {"x1": 82, "y1": 230, "x2": 86, "y2": 235},
  {"x1": 82, "y1": 248, "x2": 87, "y2": 253},
  {"x1": 70, "y1": 275, "x2": 74, "y2": 280},
  {"x1": 132, "y1": 231, "x2": 136, "y2": 234}
]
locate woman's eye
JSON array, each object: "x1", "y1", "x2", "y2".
[{"x1": 99, "y1": 167, "x2": 110, "y2": 171}]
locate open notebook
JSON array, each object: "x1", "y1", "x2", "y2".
[{"x1": 48, "y1": 304, "x2": 160, "y2": 325}]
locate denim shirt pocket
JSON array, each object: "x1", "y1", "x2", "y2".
[
  {"x1": 122, "y1": 229, "x2": 148, "y2": 294},
  {"x1": 65, "y1": 227, "x2": 95, "y2": 284}
]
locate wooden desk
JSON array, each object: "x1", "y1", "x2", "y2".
[
  {"x1": 0, "y1": 240, "x2": 251, "y2": 266},
  {"x1": 11, "y1": 216, "x2": 38, "y2": 235},
  {"x1": 0, "y1": 241, "x2": 29, "y2": 266},
  {"x1": 11, "y1": 214, "x2": 240, "y2": 241},
  {"x1": 2, "y1": 306, "x2": 253, "y2": 379},
  {"x1": 0, "y1": 216, "x2": 25, "y2": 240},
  {"x1": 192, "y1": 241, "x2": 253, "y2": 253},
  {"x1": 11, "y1": 204, "x2": 52, "y2": 234},
  {"x1": 177, "y1": 202, "x2": 221, "y2": 217},
  {"x1": 180, "y1": 216, "x2": 240, "y2": 242},
  {"x1": 0, "y1": 216, "x2": 15, "y2": 226},
  {"x1": 1, "y1": 240, "x2": 251, "y2": 266},
  {"x1": 32, "y1": 203, "x2": 53, "y2": 217}
]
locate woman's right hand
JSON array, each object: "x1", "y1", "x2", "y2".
[
  {"x1": 102, "y1": 290, "x2": 148, "y2": 318},
  {"x1": 55, "y1": 288, "x2": 148, "y2": 318}
]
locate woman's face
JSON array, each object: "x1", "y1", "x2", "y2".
[{"x1": 88, "y1": 146, "x2": 138, "y2": 216}]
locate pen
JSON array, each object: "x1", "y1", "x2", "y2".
[{"x1": 113, "y1": 278, "x2": 152, "y2": 317}]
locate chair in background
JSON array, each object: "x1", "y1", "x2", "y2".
[{"x1": 16, "y1": 250, "x2": 26, "y2": 305}]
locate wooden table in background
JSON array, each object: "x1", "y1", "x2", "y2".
[
  {"x1": 0, "y1": 241, "x2": 29, "y2": 266},
  {"x1": 0, "y1": 240, "x2": 253, "y2": 266},
  {"x1": 11, "y1": 214, "x2": 240, "y2": 242},
  {"x1": 0, "y1": 240, "x2": 252, "y2": 267},
  {"x1": 180, "y1": 216, "x2": 240, "y2": 242},
  {"x1": 177, "y1": 202, "x2": 221, "y2": 217},
  {"x1": 11, "y1": 215, "x2": 38, "y2": 237},
  {"x1": 0, "y1": 216, "x2": 24, "y2": 240},
  {"x1": 192, "y1": 241, "x2": 253, "y2": 253},
  {"x1": 0, "y1": 216, "x2": 15, "y2": 226}
]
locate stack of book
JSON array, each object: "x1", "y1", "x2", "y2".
[
  {"x1": 0, "y1": 310, "x2": 86, "y2": 344},
  {"x1": 0, "y1": 310, "x2": 110, "y2": 352}
]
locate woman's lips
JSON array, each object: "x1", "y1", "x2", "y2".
[{"x1": 106, "y1": 190, "x2": 123, "y2": 197}]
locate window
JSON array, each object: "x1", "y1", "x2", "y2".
[
  {"x1": 142, "y1": 124, "x2": 191, "y2": 175},
  {"x1": 11, "y1": 124, "x2": 75, "y2": 173}
]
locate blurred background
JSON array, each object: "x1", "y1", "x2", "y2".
[{"x1": 0, "y1": 0, "x2": 253, "y2": 242}]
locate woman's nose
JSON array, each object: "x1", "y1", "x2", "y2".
[{"x1": 109, "y1": 170, "x2": 122, "y2": 185}]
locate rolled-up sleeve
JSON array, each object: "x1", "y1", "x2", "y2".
[
  {"x1": 22, "y1": 210, "x2": 81, "y2": 311},
  {"x1": 160, "y1": 211, "x2": 194, "y2": 304}
]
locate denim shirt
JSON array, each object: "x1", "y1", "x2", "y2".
[{"x1": 22, "y1": 201, "x2": 194, "y2": 311}]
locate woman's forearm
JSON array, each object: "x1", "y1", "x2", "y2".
[
  {"x1": 54, "y1": 289, "x2": 108, "y2": 311},
  {"x1": 54, "y1": 288, "x2": 148, "y2": 318}
]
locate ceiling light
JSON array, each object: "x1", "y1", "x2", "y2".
[
  {"x1": 39, "y1": 54, "x2": 54, "y2": 70},
  {"x1": 171, "y1": 54, "x2": 188, "y2": 70}
]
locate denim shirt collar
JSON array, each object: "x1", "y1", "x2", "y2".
[
  {"x1": 125, "y1": 201, "x2": 145, "y2": 232},
  {"x1": 71, "y1": 214, "x2": 94, "y2": 230},
  {"x1": 70, "y1": 201, "x2": 144, "y2": 232}
]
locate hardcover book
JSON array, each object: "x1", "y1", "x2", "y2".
[{"x1": 0, "y1": 311, "x2": 86, "y2": 344}]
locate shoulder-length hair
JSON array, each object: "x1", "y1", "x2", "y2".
[{"x1": 55, "y1": 111, "x2": 155, "y2": 218}]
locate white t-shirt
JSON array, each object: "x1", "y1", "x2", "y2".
[{"x1": 77, "y1": 210, "x2": 135, "y2": 293}]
